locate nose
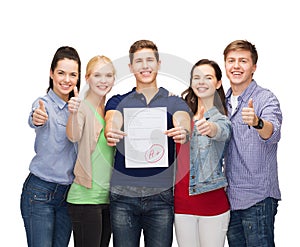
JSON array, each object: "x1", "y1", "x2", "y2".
[
  {"x1": 142, "y1": 59, "x2": 148, "y2": 68},
  {"x1": 233, "y1": 60, "x2": 240, "y2": 68},
  {"x1": 99, "y1": 75, "x2": 107, "y2": 83},
  {"x1": 65, "y1": 74, "x2": 70, "y2": 82}
]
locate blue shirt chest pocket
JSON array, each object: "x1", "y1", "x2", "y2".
[{"x1": 53, "y1": 118, "x2": 69, "y2": 150}]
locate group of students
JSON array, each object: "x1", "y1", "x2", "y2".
[{"x1": 20, "y1": 39, "x2": 282, "y2": 247}]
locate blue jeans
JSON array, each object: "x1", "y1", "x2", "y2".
[
  {"x1": 227, "y1": 197, "x2": 278, "y2": 247},
  {"x1": 20, "y1": 173, "x2": 72, "y2": 247},
  {"x1": 110, "y1": 188, "x2": 174, "y2": 247}
]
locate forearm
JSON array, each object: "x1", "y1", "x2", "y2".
[
  {"x1": 257, "y1": 119, "x2": 273, "y2": 140},
  {"x1": 104, "y1": 110, "x2": 123, "y2": 135},
  {"x1": 66, "y1": 113, "x2": 81, "y2": 142},
  {"x1": 173, "y1": 111, "x2": 191, "y2": 133}
]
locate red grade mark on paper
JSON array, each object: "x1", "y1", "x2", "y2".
[{"x1": 145, "y1": 144, "x2": 165, "y2": 164}]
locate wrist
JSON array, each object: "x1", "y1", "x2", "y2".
[
  {"x1": 253, "y1": 117, "x2": 264, "y2": 129},
  {"x1": 184, "y1": 129, "x2": 190, "y2": 143}
]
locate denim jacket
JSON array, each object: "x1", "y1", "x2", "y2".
[{"x1": 189, "y1": 106, "x2": 231, "y2": 195}]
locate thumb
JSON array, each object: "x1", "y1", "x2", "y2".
[
  {"x1": 194, "y1": 106, "x2": 205, "y2": 121},
  {"x1": 74, "y1": 86, "x2": 79, "y2": 97},
  {"x1": 39, "y1": 100, "x2": 46, "y2": 112},
  {"x1": 248, "y1": 98, "x2": 254, "y2": 108}
]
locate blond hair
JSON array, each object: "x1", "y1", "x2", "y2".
[{"x1": 86, "y1": 55, "x2": 116, "y2": 78}]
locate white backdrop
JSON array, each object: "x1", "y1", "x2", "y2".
[{"x1": 0, "y1": 0, "x2": 298, "y2": 246}]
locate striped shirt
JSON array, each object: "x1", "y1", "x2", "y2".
[{"x1": 225, "y1": 80, "x2": 282, "y2": 210}]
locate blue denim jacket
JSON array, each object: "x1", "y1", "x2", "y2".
[{"x1": 189, "y1": 106, "x2": 231, "y2": 195}]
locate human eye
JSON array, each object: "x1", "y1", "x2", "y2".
[
  {"x1": 135, "y1": 58, "x2": 142, "y2": 63},
  {"x1": 147, "y1": 57, "x2": 155, "y2": 62},
  {"x1": 192, "y1": 76, "x2": 200, "y2": 81}
]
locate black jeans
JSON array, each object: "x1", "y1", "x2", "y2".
[{"x1": 68, "y1": 203, "x2": 111, "y2": 247}]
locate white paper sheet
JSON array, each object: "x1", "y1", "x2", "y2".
[{"x1": 123, "y1": 107, "x2": 168, "y2": 168}]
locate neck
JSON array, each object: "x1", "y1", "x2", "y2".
[
  {"x1": 85, "y1": 92, "x2": 105, "y2": 111},
  {"x1": 198, "y1": 97, "x2": 214, "y2": 113},
  {"x1": 231, "y1": 79, "x2": 253, "y2": 96},
  {"x1": 136, "y1": 85, "x2": 159, "y2": 104}
]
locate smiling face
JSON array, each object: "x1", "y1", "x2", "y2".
[
  {"x1": 225, "y1": 50, "x2": 256, "y2": 94},
  {"x1": 50, "y1": 58, "x2": 79, "y2": 101},
  {"x1": 129, "y1": 48, "x2": 160, "y2": 88},
  {"x1": 191, "y1": 64, "x2": 221, "y2": 101},
  {"x1": 86, "y1": 61, "x2": 115, "y2": 98}
]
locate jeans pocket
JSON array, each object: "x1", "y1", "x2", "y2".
[
  {"x1": 29, "y1": 187, "x2": 52, "y2": 204},
  {"x1": 110, "y1": 191, "x2": 121, "y2": 202},
  {"x1": 159, "y1": 188, "x2": 174, "y2": 205}
]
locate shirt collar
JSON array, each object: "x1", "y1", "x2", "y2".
[
  {"x1": 48, "y1": 89, "x2": 68, "y2": 110},
  {"x1": 226, "y1": 80, "x2": 257, "y2": 103},
  {"x1": 129, "y1": 87, "x2": 169, "y2": 99}
]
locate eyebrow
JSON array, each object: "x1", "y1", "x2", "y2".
[{"x1": 227, "y1": 57, "x2": 249, "y2": 60}]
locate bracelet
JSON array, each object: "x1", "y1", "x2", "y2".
[{"x1": 184, "y1": 129, "x2": 190, "y2": 143}]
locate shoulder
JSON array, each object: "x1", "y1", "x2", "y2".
[
  {"x1": 106, "y1": 93, "x2": 128, "y2": 111},
  {"x1": 252, "y1": 81, "x2": 277, "y2": 97},
  {"x1": 253, "y1": 84, "x2": 280, "y2": 105},
  {"x1": 107, "y1": 89, "x2": 135, "y2": 104},
  {"x1": 159, "y1": 87, "x2": 184, "y2": 102},
  {"x1": 78, "y1": 100, "x2": 90, "y2": 114}
]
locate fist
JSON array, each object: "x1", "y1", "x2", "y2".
[{"x1": 32, "y1": 100, "x2": 48, "y2": 126}]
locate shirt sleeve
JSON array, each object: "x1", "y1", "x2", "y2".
[
  {"x1": 170, "y1": 96, "x2": 192, "y2": 114},
  {"x1": 105, "y1": 94, "x2": 122, "y2": 112},
  {"x1": 212, "y1": 115, "x2": 231, "y2": 142},
  {"x1": 257, "y1": 90, "x2": 282, "y2": 144}
]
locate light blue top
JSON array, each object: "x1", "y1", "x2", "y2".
[
  {"x1": 225, "y1": 80, "x2": 282, "y2": 210},
  {"x1": 28, "y1": 89, "x2": 77, "y2": 185},
  {"x1": 189, "y1": 106, "x2": 231, "y2": 195}
]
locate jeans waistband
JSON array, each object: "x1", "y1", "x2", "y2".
[{"x1": 24, "y1": 173, "x2": 70, "y2": 193}]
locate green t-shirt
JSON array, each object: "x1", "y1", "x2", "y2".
[{"x1": 67, "y1": 102, "x2": 114, "y2": 204}]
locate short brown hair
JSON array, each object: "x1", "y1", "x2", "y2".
[
  {"x1": 223, "y1": 40, "x2": 258, "y2": 65},
  {"x1": 129, "y1": 40, "x2": 159, "y2": 64}
]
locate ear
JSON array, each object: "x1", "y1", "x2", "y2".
[
  {"x1": 50, "y1": 69, "x2": 54, "y2": 79},
  {"x1": 128, "y1": 63, "x2": 133, "y2": 73},
  {"x1": 252, "y1": 64, "x2": 257, "y2": 74},
  {"x1": 216, "y1": 79, "x2": 222, "y2": 89},
  {"x1": 157, "y1": 60, "x2": 161, "y2": 70}
]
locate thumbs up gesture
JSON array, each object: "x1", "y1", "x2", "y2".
[
  {"x1": 194, "y1": 106, "x2": 215, "y2": 136},
  {"x1": 32, "y1": 100, "x2": 48, "y2": 126},
  {"x1": 242, "y1": 98, "x2": 258, "y2": 126},
  {"x1": 68, "y1": 86, "x2": 81, "y2": 114}
]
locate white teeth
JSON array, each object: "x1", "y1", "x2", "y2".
[
  {"x1": 61, "y1": 84, "x2": 70, "y2": 89},
  {"x1": 197, "y1": 87, "x2": 207, "y2": 92}
]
